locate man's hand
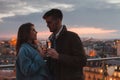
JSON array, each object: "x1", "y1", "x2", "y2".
[{"x1": 47, "y1": 48, "x2": 59, "y2": 59}]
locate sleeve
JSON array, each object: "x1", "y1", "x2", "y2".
[
  {"x1": 59, "y1": 33, "x2": 87, "y2": 68},
  {"x1": 18, "y1": 47, "x2": 45, "y2": 76}
]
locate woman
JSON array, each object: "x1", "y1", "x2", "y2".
[{"x1": 16, "y1": 22, "x2": 49, "y2": 80}]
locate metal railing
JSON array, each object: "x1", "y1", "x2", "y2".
[
  {"x1": 0, "y1": 57, "x2": 119, "y2": 67},
  {"x1": 0, "y1": 64, "x2": 15, "y2": 68},
  {"x1": 87, "y1": 57, "x2": 120, "y2": 61},
  {"x1": 0, "y1": 57, "x2": 120, "y2": 80},
  {"x1": 85, "y1": 57, "x2": 120, "y2": 80}
]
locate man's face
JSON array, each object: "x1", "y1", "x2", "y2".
[{"x1": 44, "y1": 16, "x2": 58, "y2": 33}]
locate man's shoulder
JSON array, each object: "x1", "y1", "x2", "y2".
[
  {"x1": 63, "y1": 30, "x2": 82, "y2": 42},
  {"x1": 65, "y1": 30, "x2": 79, "y2": 37},
  {"x1": 62, "y1": 25, "x2": 78, "y2": 35}
]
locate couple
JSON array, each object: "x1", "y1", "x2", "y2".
[{"x1": 16, "y1": 8, "x2": 87, "y2": 80}]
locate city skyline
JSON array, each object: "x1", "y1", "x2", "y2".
[{"x1": 0, "y1": 0, "x2": 120, "y2": 39}]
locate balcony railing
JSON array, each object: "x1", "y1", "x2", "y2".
[
  {"x1": 85, "y1": 57, "x2": 120, "y2": 80},
  {"x1": 1, "y1": 57, "x2": 120, "y2": 80}
]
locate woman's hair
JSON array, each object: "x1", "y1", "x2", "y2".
[{"x1": 16, "y1": 22, "x2": 34, "y2": 55}]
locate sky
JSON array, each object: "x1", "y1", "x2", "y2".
[{"x1": 0, "y1": 0, "x2": 120, "y2": 40}]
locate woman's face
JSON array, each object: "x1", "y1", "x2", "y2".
[{"x1": 29, "y1": 26, "x2": 37, "y2": 41}]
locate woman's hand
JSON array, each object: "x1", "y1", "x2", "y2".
[{"x1": 34, "y1": 40, "x2": 45, "y2": 57}]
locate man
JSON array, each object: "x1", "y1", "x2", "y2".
[{"x1": 42, "y1": 8, "x2": 87, "y2": 80}]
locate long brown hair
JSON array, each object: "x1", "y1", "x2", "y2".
[{"x1": 16, "y1": 22, "x2": 34, "y2": 55}]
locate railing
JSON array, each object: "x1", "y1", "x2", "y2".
[
  {"x1": 0, "y1": 64, "x2": 15, "y2": 68},
  {"x1": 1, "y1": 57, "x2": 120, "y2": 80},
  {"x1": 85, "y1": 57, "x2": 120, "y2": 80},
  {"x1": 87, "y1": 57, "x2": 120, "y2": 61},
  {"x1": 0, "y1": 64, "x2": 15, "y2": 80}
]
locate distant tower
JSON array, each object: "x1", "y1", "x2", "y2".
[{"x1": 116, "y1": 40, "x2": 120, "y2": 56}]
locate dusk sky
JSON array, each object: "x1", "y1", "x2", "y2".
[{"x1": 0, "y1": 0, "x2": 120, "y2": 40}]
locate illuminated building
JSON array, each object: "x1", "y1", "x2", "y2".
[
  {"x1": 116, "y1": 40, "x2": 120, "y2": 56},
  {"x1": 89, "y1": 49, "x2": 96, "y2": 57}
]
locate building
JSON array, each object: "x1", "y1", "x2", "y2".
[{"x1": 116, "y1": 40, "x2": 120, "y2": 56}]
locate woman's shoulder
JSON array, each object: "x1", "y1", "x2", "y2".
[
  {"x1": 20, "y1": 43, "x2": 33, "y2": 50},
  {"x1": 18, "y1": 43, "x2": 31, "y2": 55},
  {"x1": 21, "y1": 43, "x2": 30, "y2": 47}
]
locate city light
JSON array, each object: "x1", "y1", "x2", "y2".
[
  {"x1": 9, "y1": 37, "x2": 16, "y2": 46},
  {"x1": 89, "y1": 49, "x2": 96, "y2": 57}
]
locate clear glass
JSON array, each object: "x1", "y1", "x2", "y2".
[
  {"x1": 40, "y1": 39, "x2": 51, "y2": 62},
  {"x1": 40, "y1": 40, "x2": 47, "y2": 51}
]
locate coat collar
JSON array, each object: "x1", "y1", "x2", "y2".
[{"x1": 49, "y1": 25, "x2": 67, "y2": 40}]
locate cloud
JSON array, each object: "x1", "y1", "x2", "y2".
[
  {"x1": 0, "y1": 0, "x2": 74, "y2": 22},
  {"x1": 37, "y1": 26, "x2": 118, "y2": 39},
  {"x1": 0, "y1": 13, "x2": 15, "y2": 22},
  {"x1": 0, "y1": 26, "x2": 118, "y2": 39},
  {"x1": 0, "y1": 34, "x2": 16, "y2": 39},
  {"x1": 64, "y1": 0, "x2": 120, "y2": 10},
  {"x1": 68, "y1": 27, "x2": 117, "y2": 34},
  {"x1": 68, "y1": 27, "x2": 118, "y2": 39},
  {"x1": 0, "y1": 0, "x2": 120, "y2": 22},
  {"x1": 0, "y1": 0, "x2": 120, "y2": 39},
  {"x1": 106, "y1": 0, "x2": 120, "y2": 4}
]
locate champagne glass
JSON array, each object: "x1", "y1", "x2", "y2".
[
  {"x1": 46, "y1": 39, "x2": 51, "y2": 57},
  {"x1": 40, "y1": 40, "x2": 47, "y2": 50},
  {"x1": 41, "y1": 39, "x2": 51, "y2": 49},
  {"x1": 40, "y1": 40, "x2": 47, "y2": 62},
  {"x1": 47, "y1": 39, "x2": 51, "y2": 49},
  {"x1": 40, "y1": 39, "x2": 51, "y2": 62},
  {"x1": 40, "y1": 40, "x2": 47, "y2": 56}
]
